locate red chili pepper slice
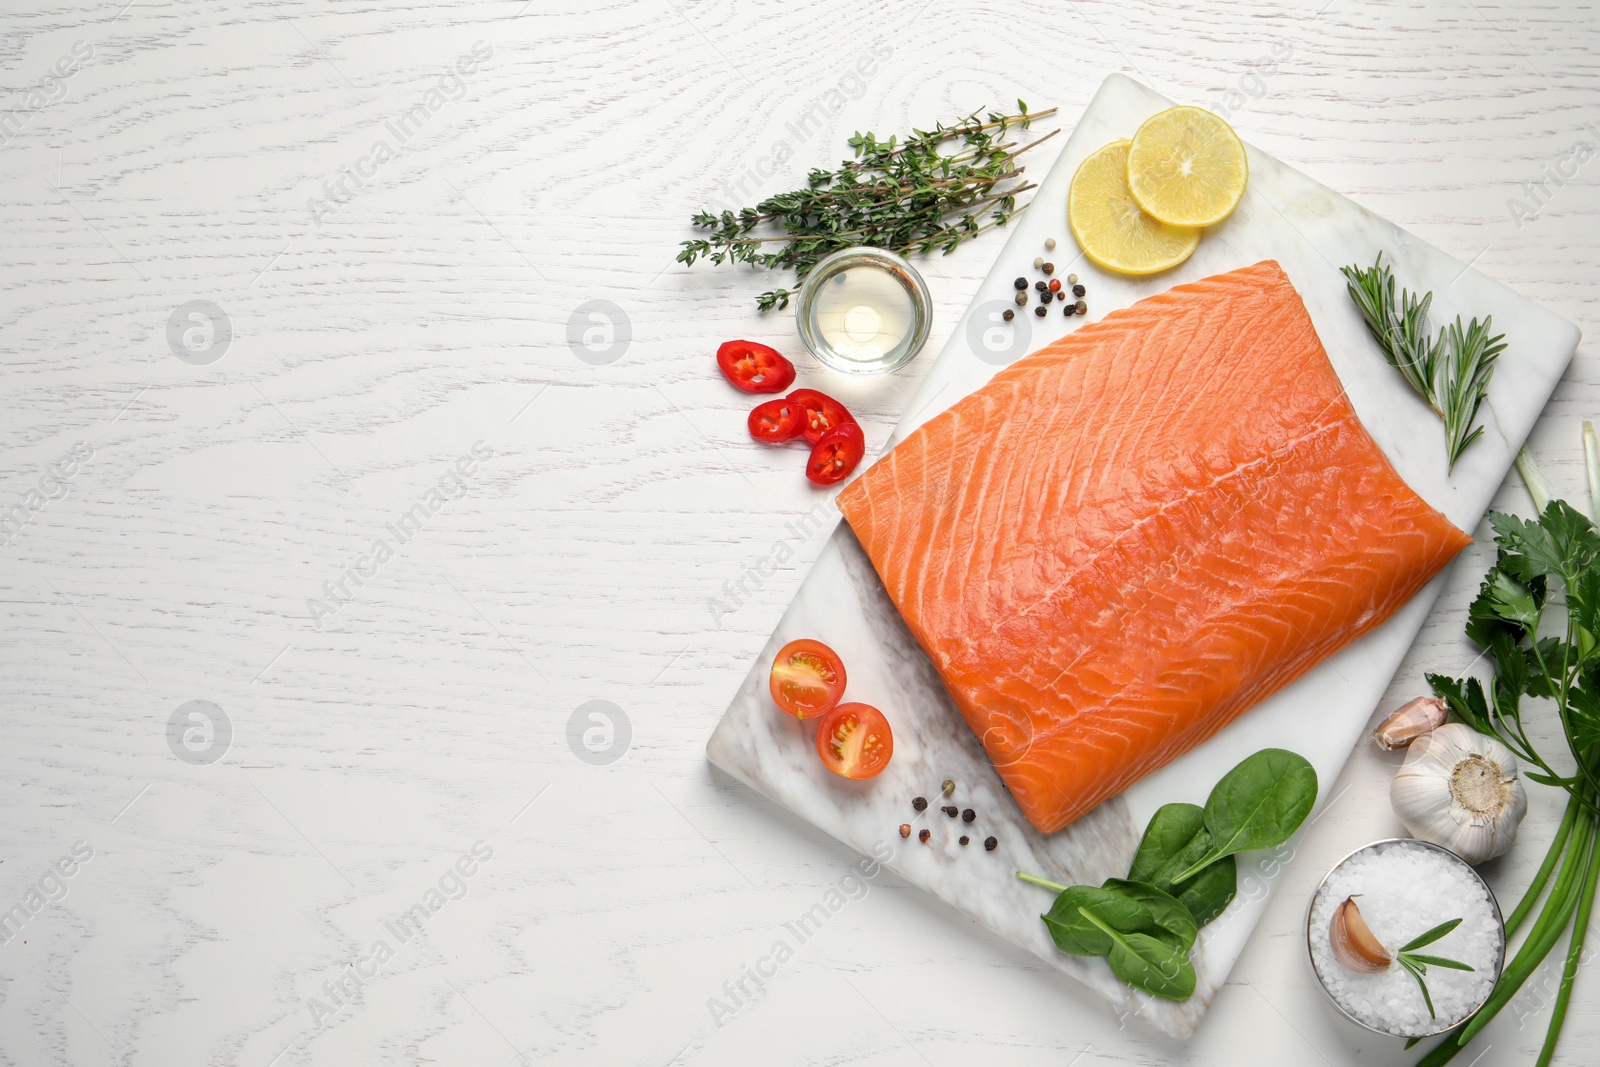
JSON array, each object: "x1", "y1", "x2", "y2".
[
  {"x1": 716, "y1": 340, "x2": 796, "y2": 394},
  {"x1": 805, "y1": 420, "x2": 865, "y2": 486},
  {"x1": 788, "y1": 388, "x2": 857, "y2": 445},
  {"x1": 747, "y1": 398, "x2": 805, "y2": 443}
]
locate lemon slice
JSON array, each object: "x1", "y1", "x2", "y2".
[
  {"x1": 1126, "y1": 106, "x2": 1248, "y2": 227},
  {"x1": 1068, "y1": 140, "x2": 1200, "y2": 275}
]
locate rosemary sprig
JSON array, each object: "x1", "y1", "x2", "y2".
[
  {"x1": 1392, "y1": 917, "x2": 1474, "y2": 1020},
  {"x1": 1340, "y1": 254, "x2": 1506, "y2": 472},
  {"x1": 678, "y1": 101, "x2": 1058, "y2": 311}
]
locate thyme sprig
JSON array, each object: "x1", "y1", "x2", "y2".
[
  {"x1": 678, "y1": 101, "x2": 1058, "y2": 311},
  {"x1": 1340, "y1": 254, "x2": 1506, "y2": 471}
]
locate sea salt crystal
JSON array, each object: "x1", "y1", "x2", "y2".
[{"x1": 1308, "y1": 840, "x2": 1503, "y2": 1037}]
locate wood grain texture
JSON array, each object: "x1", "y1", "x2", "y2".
[{"x1": 0, "y1": 0, "x2": 1596, "y2": 1063}]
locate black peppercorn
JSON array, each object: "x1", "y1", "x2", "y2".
[
  {"x1": 1040, "y1": 290, "x2": 1053, "y2": 304},
  {"x1": 1013, "y1": 277, "x2": 1027, "y2": 290},
  {"x1": 1002, "y1": 308, "x2": 1014, "y2": 322},
  {"x1": 919, "y1": 828, "x2": 931, "y2": 844},
  {"x1": 1075, "y1": 299, "x2": 1087, "y2": 314},
  {"x1": 959, "y1": 835, "x2": 970, "y2": 846},
  {"x1": 962, "y1": 808, "x2": 975, "y2": 823},
  {"x1": 984, "y1": 836, "x2": 998, "y2": 851},
  {"x1": 912, "y1": 796, "x2": 927, "y2": 811},
  {"x1": 1072, "y1": 283, "x2": 1086, "y2": 298},
  {"x1": 1063, "y1": 304, "x2": 1076, "y2": 317},
  {"x1": 1034, "y1": 280, "x2": 1046, "y2": 292},
  {"x1": 1034, "y1": 305, "x2": 1046, "y2": 318},
  {"x1": 1042, "y1": 262, "x2": 1055, "y2": 275},
  {"x1": 942, "y1": 805, "x2": 958, "y2": 817}
]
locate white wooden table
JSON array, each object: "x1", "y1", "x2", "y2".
[{"x1": 1, "y1": 2, "x2": 1596, "y2": 1064}]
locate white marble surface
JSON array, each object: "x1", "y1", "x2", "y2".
[
  {"x1": 4, "y1": 2, "x2": 1600, "y2": 1065},
  {"x1": 707, "y1": 73, "x2": 1579, "y2": 1038}
]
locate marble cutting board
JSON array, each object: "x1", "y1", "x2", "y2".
[{"x1": 705, "y1": 74, "x2": 1581, "y2": 1038}]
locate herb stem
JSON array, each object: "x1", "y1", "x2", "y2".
[
  {"x1": 1016, "y1": 871, "x2": 1070, "y2": 894},
  {"x1": 1536, "y1": 821, "x2": 1600, "y2": 1067},
  {"x1": 1505, "y1": 796, "x2": 1580, "y2": 937},
  {"x1": 1454, "y1": 802, "x2": 1594, "y2": 1048}
]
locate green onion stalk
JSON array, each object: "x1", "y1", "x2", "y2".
[{"x1": 1417, "y1": 430, "x2": 1600, "y2": 1067}]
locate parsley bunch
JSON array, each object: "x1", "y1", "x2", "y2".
[{"x1": 1417, "y1": 442, "x2": 1600, "y2": 1066}]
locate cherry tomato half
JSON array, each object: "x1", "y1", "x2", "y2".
[
  {"x1": 788, "y1": 388, "x2": 856, "y2": 445},
  {"x1": 747, "y1": 398, "x2": 805, "y2": 444},
  {"x1": 717, "y1": 340, "x2": 796, "y2": 394},
  {"x1": 815, "y1": 702, "x2": 894, "y2": 780},
  {"x1": 769, "y1": 638, "x2": 846, "y2": 719},
  {"x1": 805, "y1": 420, "x2": 865, "y2": 486}
]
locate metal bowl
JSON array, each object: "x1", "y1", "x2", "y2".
[
  {"x1": 1305, "y1": 838, "x2": 1506, "y2": 1040},
  {"x1": 794, "y1": 246, "x2": 932, "y2": 376}
]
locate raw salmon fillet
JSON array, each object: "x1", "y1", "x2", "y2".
[{"x1": 838, "y1": 260, "x2": 1469, "y2": 833}]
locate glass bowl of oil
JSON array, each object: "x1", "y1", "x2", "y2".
[{"x1": 795, "y1": 247, "x2": 932, "y2": 375}]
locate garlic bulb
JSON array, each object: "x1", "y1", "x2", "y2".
[
  {"x1": 1373, "y1": 696, "x2": 1448, "y2": 751},
  {"x1": 1391, "y1": 723, "x2": 1528, "y2": 864},
  {"x1": 1330, "y1": 895, "x2": 1392, "y2": 973}
]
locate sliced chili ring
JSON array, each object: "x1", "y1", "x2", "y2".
[
  {"x1": 787, "y1": 388, "x2": 857, "y2": 445},
  {"x1": 747, "y1": 398, "x2": 805, "y2": 444},
  {"x1": 716, "y1": 340, "x2": 796, "y2": 394},
  {"x1": 805, "y1": 420, "x2": 865, "y2": 486}
]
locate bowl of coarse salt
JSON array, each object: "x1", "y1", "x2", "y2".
[{"x1": 1306, "y1": 838, "x2": 1505, "y2": 1040}]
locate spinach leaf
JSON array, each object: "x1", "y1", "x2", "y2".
[
  {"x1": 1127, "y1": 802, "x2": 1238, "y2": 926},
  {"x1": 1041, "y1": 885, "x2": 1152, "y2": 957},
  {"x1": 1102, "y1": 878, "x2": 1197, "y2": 951},
  {"x1": 1080, "y1": 909, "x2": 1197, "y2": 1000},
  {"x1": 1172, "y1": 748, "x2": 1317, "y2": 883},
  {"x1": 1128, "y1": 802, "x2": 1206, "y2": 883}
]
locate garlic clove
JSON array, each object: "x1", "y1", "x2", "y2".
[
  {"x1": 1330, "y1": 895, "x2": 1391, "y2": 973},
  {"x1": 1373, "y1": 696, "x2": 1449, "y2": 751},
  {"x1": 1391, "y1": 723, "x2": 1529, "y2": 865}
]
